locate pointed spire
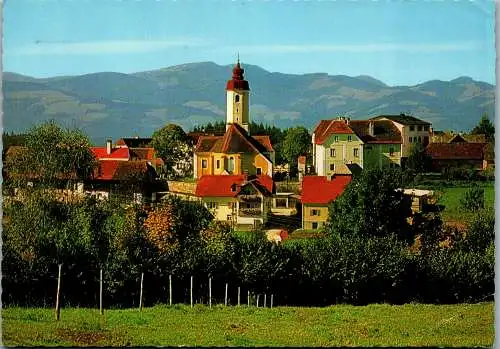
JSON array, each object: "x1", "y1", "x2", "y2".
[{"x1": 237, "y1": 52, "x2": 240, "y2": 64}]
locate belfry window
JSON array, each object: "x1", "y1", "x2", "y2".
[{"x1": 235, "y1": 95, "x2": 240, "y2": 103}]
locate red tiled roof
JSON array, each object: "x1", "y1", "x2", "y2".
[
  {"x1": 426, "y1": 143, "x2": 486, "y2": 160},
  {"x1": 195, "y1": 124, "x2": 273, "y2": 155},
  {"x1": 195, "y1": 175, "x2": 274, "y2": 197},
  {"x1": 129, "y1": 148, "x2": 155, "y2": 161},
  {"x1": 314, "y1": 120, "x2": 354, "y2": 144},
  {"x1": 93, "y1": 160, "x2": 152, "y2": 181},
  {"x1": 253, "y1": 135, "x2": 274, "y2": 152},
  {"x1": 348, "y1": 120, "x2": 402, "y2": 144},
  {"x1": 91, "y1": 147, "x2": 130, "y2": 160},
  {"x1": 301, "y1": 175, "x2": 352, "y2": 204}
]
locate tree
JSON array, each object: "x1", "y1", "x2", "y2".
[
  {"x1": 281, "y1": 126, "x2": 311, "y2": 175},
  {"x1": 405, "y1": 143, "x2": 432, "y2": 174},
  {"x1": 470, "y1": 113, "x2": 494, "y2": 141},
  {"x1": 151, "y1": 124, "x2": 190, "y2": 179},
  {"x1": 326, "y1": 169, "x2": 414, "y2": 242},
  {"x1": 5, "y1": 121, "x2": 96, "y2": 188}
]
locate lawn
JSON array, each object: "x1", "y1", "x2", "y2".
[
  {"x1": 2, "y1": 303, "x2": 494, "y2": 347},
  {"x1": 435, "y1": 182, "x2": 494, "y2": 223}
]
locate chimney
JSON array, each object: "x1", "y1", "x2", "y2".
[
  {"x1": 106, "y1": 139, "x2": 112, "y2": 155},
  {"x1": 368, "y1": 121, "x2": 374, "y2": 136}
]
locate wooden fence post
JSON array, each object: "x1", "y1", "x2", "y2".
[
  {"x1": 190, "y1": 276, "x2": 193, "y2": 308},
  {"x1": 256, "y1": 294, "x2": 260, "y2": 307},
  {"x1": 237, "y1": 287, "x2": 240, "y2": 306},
  {"x1": 209, "y1": 277, "x2": 212, "y2": 308},
  {"x1": 225, "y1": 283, "x2": 228, "y2": 306},
  {"x1": 247, "y1": 290, "x2": 250, "y2": 307},
  {"x1": 99, "y1": 268, "x2": 103, "y2": 315},
  {"x1": 264, "y1": 294, "x2": 267, "y2": 307},
  {"x1": 271, "y1": 294, "x2": 274, "y2": 309},
  {"x1": 169, "y1": 275, "x2": 172, "y2": 306},
  {"x1": 139, "y1": 272, "x2": 144, "y2": 311},
  {"x1": 55, "y1": 263, "x2": 62, "y2": 321}
]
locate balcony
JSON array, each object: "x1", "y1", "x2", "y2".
[{"x1": 238, "y1": 208, "x2": 263, "y2": 218}]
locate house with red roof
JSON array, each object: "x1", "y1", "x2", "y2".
[
  {"x1": 193, "y1": 60, "x2": 275, "y2": 179},
  {"x1": 300, "y1": 174, "x2": 352, "y2": 230},
  {"x1": 91, "y1": 138, "x2": 164, "y2": 169},
  {"x1": 312, "y1": 116, "x2": 403, "y2": 176},
  {"x1": 195, "y1": 174, "x2": 274, "y2": 229},
  {"x1": 89, "y1": 138, "x2": 166, "y2": 202},
  {"x1": 369, "y1": 114, "x2": 431, "y2": 160}
]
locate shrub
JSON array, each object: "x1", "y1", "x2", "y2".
[{"x1": 460, "y1": 185, "x2": 485, "y2": 212}]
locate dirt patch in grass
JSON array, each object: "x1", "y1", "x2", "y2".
[{"x1": 55, "y1": 328, "x2": 106, "y2": 345}]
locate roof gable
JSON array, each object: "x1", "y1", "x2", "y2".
[
  {"x1": 194, "y1": 124, "x2": 273, "y2": 156},
  {"x1": 314, "y1": 119, "x2": 354, "y2": 144},
  {"x1": 370, "y1": 114, "x2": 430, "y2": 125},
  {"x1": 348, "y1": 120, "x2": 402, "y2": 144}
]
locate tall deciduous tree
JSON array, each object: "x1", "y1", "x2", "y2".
[
  {"x1": 470, "y1": 113, "x2": 495, "y2": 141},
  {"x1": 151, "y1": 124, "x2": 191, "y2": 179},
  {"x1": 281, "y1": 126, "x2": 311, "y2": 175},
  {"x1": 327, "y1": 169, "x2": 414, "y2": 242},
  {"x1": 5, "y1": 121, "x2": 96, "y2": 188}
]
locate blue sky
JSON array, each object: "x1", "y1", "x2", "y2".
[{"x1": 4, "y1": 0, "x2": 495, "y2": 86}]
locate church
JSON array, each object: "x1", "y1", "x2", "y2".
[{"x1": 193, "y1": 60, "x2": 275, "y2": 178}]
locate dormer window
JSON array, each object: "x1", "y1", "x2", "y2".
[
  {"x1": 231, "y1": 183, "x2": 237, "y2": 192},
  {"x1": 347, "y1": 135, "x2": 352, "y2": 142},
  {"x1": 334, "y1": 136, "x2": 339, "y2": 142}
]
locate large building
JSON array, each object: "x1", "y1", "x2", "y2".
[
  {"x1": 312, "y1": 114, "x2": 431, "y2": 176},
  {"x1": 193, "y1": 60, "x2": 275, "y2": 178}
]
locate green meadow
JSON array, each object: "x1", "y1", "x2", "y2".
[{"x1": 3, "y1": 303, "x2": 493, "y2": 347}]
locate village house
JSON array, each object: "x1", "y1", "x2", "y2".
[
  {"x1": 195, "y1": 174, "x2": 274, "y2": 230},
  {"x1": 369, "y1": 114, "x2": 431, "y2": 162},
  {"x1": 300, "y1": 174, "x2": 352, "y2": 230},
  {"x1": 193, "y1": 60, "x2": 275, "y2": 178},
  {"x1": 312, "y1": 116, "x2": 403, "y2": 176}
]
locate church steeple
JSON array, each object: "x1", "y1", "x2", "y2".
[{"x1": 226, "y1": 58, "x2": 250, "y2": 133}]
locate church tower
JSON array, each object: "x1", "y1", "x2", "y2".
[{"x1": 226, "y1": 58, "x2": 250, "y2": 133}]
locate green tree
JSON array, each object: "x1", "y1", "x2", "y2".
[
  {"x1": 326, "y1": 169, "x2": 414, "y2": 242},
  {"x1": 5, "y1": 121, "x2": 96, "y2": 188},
  {"x1": 405, "y1": 143, "x2": 432, "y2": 174},
  {"x1": 281, "y1": 126, "x2": 311, "y2": 175},
  {"x1": 470, "y1": 113, "x2": 494, "y2": 141},
  {"x1": 151, "y1": 124, "x2": 190, "y2": 179}
]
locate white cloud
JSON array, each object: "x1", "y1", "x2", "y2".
[
  {"x1": 8, "y1": 38, "x2": 208, "y2": 56},
  {"x1": 231, "y1": 41, "x2": 482, "y2": 54}
]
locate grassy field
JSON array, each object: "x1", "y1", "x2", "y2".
[
  {"x1": 3, "y1": 303, "x2": 494, "y2": 347},
  {"x1": 436, "y1": 182, "x2": 494, "y2": 223}
]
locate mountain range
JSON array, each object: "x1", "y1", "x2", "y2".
[{"x1": 4, "y1": 62, "x2": 495, "y2": 145}]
